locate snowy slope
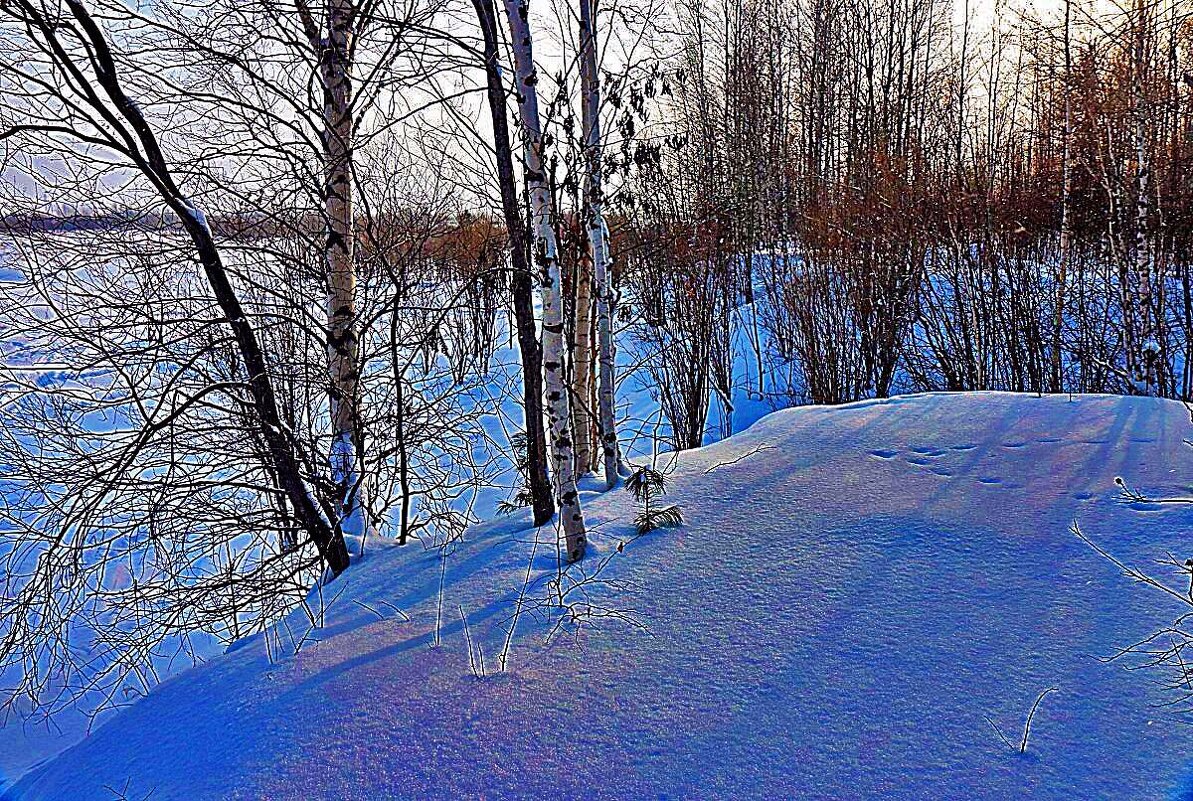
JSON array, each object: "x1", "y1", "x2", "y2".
[{"x1": 8, "y1": 392, "x2": 1193, "y2": 800}]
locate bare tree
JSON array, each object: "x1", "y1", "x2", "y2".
[
  {"x1": 470, "y1": 0, "x2": 555, "y2": 524},
  {"x1": 579, "y1": 0, "x2": 624, "y2": 487},
  {"x1": 0, "y1": 0, "x2": 351, "y2": 574},
  {"x1": 502, "y1": 0, "x2": 588, "y2": 561},
  {"x1": 300, "y1": 0, "x2": 371, "y2": 542}
]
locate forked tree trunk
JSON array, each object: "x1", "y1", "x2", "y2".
[
  {"x1": 320, "y1": 0, "x2": 369, "y2": 543},
  {"x1": 579, "y1": 0, "x2": 623, "y2": 488},
  {"x1": 470, "y1": 0, "x2": 554, "y2": 526},
  {"x1": 502, "y1": 0, "x2": 587, "y2": 561}
]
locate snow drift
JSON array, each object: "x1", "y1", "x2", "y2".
[{"x1": 7, "y1": 392, "x2": 1193, "y2": 799}]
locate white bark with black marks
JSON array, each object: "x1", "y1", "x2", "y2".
[
  {"x1": 579, "y1": 0, "x2": 623, "y2": 488},
  {"x1": 502, "y1": 0, "x2": 587, "y2": 561},
  {"x1": 571, "y1": 251, "x2": 596, "y2": 476},
  {"x1": 306, "y1": 0, "x2": 369, "y2": 545},
  {"x1": 470, "y1": 0, "x2": 555, "y2": 526},
  {"x1": 1132, "y1": 0, "x2": 1158, "y2": 396}
]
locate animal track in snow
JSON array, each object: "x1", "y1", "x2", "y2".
[{"x1": 910, "y1": 446, "x2": 946, "y2": 457}]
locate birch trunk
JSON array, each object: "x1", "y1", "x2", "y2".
[
  {"x1": 571, "y1": 254, "x2": 596, "y2": 475},
  {"x1": 1052, "y1": 0, "x2": 1072, "y2": 394},
  {"x1": 320, "y1": 0, "x2": 368, "y2": 544},
  {"x1": 470, "y1": 0, "x2": 554, "y2": 526},
  {"x1": 1133, "y1": 0, "x2": 1158, "y2": 396},
  {"x1": 579, "y1": 0, "x2": 623, "y2": 489},
  {"x1": 1135, "y1": 138, "x2": 1156, "y2": 395},
  {"x1": 502, "y1": 0, "x2": 587, "y2": 561}
]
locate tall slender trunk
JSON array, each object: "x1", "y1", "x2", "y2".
[
  {"x1": 502, "y1": 0, "x2": 587, "y2": 561},
  {"x1": 470, "y1": 0, "x2": 553, "y2": 525},
  {"x1": 1133, "y1": 0, "x2": 1158, "y2": 396},
  {"x1": 1135, "y1": 134, "x2": 1156, "y2": 395},
  {"x1": 320, "y1": 0, "x2": 368, "y2": 541},
  {"x1": 571, "y1": 251, "x2": 596, "y2": 475},
  {"x1": 1052, "y1": 0, "x2": 1072, "y2": 394},
  {"x1": 1183, "y1": 261, "x2": 1192, "y2": 400},
  {"x1": 579, "y1": 0, "x2": 623, "y2": 488},
  {"x1": 956, "y1": 0, "x2": 970, "y2": 179},
  {"x1": 389, "y1": 294, "x2": 415, "y2": 543}
]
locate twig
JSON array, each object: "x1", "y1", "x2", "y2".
[
  {"x1": 351, "y1": 599, "x2": 386, "y2": 620},
  {"x1": 459, "y1": 604, "x2": 485, "y2": 678},
  {"x1": 985, "y1": 686, "x2": 1059, "y2": 754},
  {"x1": 1114, "y1": 476, "x2": 1193, "y2": 505},
  {"x1": 1072, "y1": 522, "x2": 1193, "y2": 608},
  {"x1": 499, "y1": 522, "x2": 543, "y2": 672},
  {"x1": 434, "y1": 548, "x2": 448, "y2": 647},
  {"x1": 703, "y1": 443, "x2": 775, "y2": 474},
  {"x1": 375, "y1": 599, "x2": 410, "y2": 621},
  {"x1": 1020, "y1": 687, "x2": 1059, "y2": 753},
  {"x1": 983, "y1": 715, "x2": 1016, "y2": 751}
]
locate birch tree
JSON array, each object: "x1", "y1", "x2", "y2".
[
  {"x1": 1131, "y1": 0, "x2": 1159, "y2": 395},
  {"x1": 0, "y1": 0, "x2": 366, "y2": 718},
  {"x1": 571, "y1": 245, "x2": 597, "y2": 476},
  {"x1": 579, "y1": 0, "x2": 623, "y2": 488},
  {"x1": 470, "y1": 0, "x2": 555, "y2": 525},
  {"x1": 1051, "y1": 0, "x2": 1075, "y2": 394},
  {"x1": 296, "y1": 0, "x2": 370, "y2": 543},
  {"x1": 502, "y1": 0, "x2": 588, "y2": 561}
]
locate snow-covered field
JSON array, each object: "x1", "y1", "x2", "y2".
[{"x1": 5, "y1": 391, "x2": 1193, "y2": 799}]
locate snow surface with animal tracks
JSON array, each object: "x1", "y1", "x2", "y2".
[{"x1": 7, "y1": 391, "x2": 1193, "y2": 799}]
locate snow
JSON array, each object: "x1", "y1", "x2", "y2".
[
  {"x1": 7, "y1": 391, "x2": 1193, "y2": 799},
  {"x1": 330, "y1": 430, "x2": 368, "y2": 553},
  {"x1": 179, "y1": 200, "x2": 211, "y2": 236}
]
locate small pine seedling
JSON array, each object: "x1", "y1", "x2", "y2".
[
  {"x1": 634, "y1": 504, "x2": 683, "y2": 534},
  {"x1": 510, "y1": 432, "x2": 530, "y2": 475},
  {"x1": 496, "y1": 488, "x2": 535, "y2": 516},
  {"x1": 625, "y1": 465, "x2": 683, "y2": 535}
]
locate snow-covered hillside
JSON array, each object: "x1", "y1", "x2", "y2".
[{"x1": 7, "y1": 392, "x2": 1193, "y2": 799}]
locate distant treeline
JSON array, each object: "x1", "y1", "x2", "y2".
[
  {"x1": 1, "y1": 211, "x2": 162, "y2": 233},
  {"x1": 1, "y1": 210, "x2": 283, "y2": 237}
]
